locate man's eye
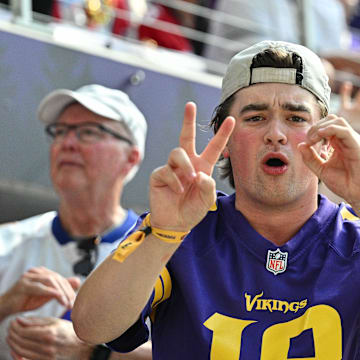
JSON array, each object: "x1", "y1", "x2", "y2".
[
  {"x1": 80, "y1": 128, "x2": 99, "y2": 136},
  {"x1": 244, "y1": 116, "x2": 263, "y2": 122},
  {"x1": 289, "y1": 116, "x2": 306, "y2": 123},
  {"x1": 54, "y1": 128, "x2": 67, "y2": 136}
]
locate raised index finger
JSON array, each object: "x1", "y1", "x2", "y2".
[
  {"x1": 201, "y1": 116, "x2": 235, "y2": 169},
  {"x1": 179, "y1": 102, "x2": 197, "y2": 156}
]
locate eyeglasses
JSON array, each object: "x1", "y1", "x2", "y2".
[
  {"x1": 73, "y1": 235, "x2": 100, "y2": 276},
  {"x1": 45, "y1": 122, "x2": 133, "y2": 145}
]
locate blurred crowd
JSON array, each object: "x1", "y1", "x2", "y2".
[
  {"x1": 14, "y1": 0, "x2": 357, "y2": 108},
  {"x1": 1, "y1": 1, "x2": 360, "y2": 115},
  {"x1": 0, "y1": 0, "x2": 360, "y2": 111},
  {"x1": 55, "y1": 0, "x2": 212, "y2": 54},
  {"x1": 3, "y1": 1, "x2": 360, "y2": 59},
  {"x1": 2, "y1": 1, "x2": 360, "y2": 81},
  {"x1": 1, "y1": 0, "x2": 358, "y2": 133}
]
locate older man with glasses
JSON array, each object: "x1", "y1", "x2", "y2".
[{"x1": 0, "y1": 85, "x2": 151, "y2": 359}]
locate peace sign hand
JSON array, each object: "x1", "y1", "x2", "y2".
[{"x1": 150, "y1": 102, "x2": 235, "y2": 232}]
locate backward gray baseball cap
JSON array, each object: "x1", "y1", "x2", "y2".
[
  {"x1": 221, "y1": 40, "x2": 331, "y2": 111},
  {"x1": 38, "y1": 84, "x2": 147, "y2": 182}
]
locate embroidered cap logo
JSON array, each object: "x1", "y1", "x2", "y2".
[{"x1": 266, "y1": 248, "x2": 288, "y2": 275}]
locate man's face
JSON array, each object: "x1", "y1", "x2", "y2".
[
  {"x1": 225, "y1": 83, "x2": 327, "y2": 208},
  {"x1": 49, "y1": 103, "x2": 137, "y2": 196}
]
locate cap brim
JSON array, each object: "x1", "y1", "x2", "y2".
[
  {"x1": 38, "y1": 89, "x2": 123, "y2": 124},
  {"x1": 37, "y1": 89, "x2": 83, "y2": 124}
]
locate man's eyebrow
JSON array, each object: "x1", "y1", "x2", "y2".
[
  {"x1": 282, "y1": 103, "x2": 312, "y2": 113},
  {"x1": 239, "y1": 102, "x2": 312, "y2": 115},
  {"x1": 239, "y1": 103, "x2": 269, "y2": 114}
]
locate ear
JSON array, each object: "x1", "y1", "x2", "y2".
[
  {"x1": 222, "y1": 146, "x2": 230, "y2": 159},
  {"x1": 121, "y1": 146, "x2": 141, "y2": 177}
]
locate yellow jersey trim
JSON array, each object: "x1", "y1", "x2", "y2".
[
  {"x1": 340, "y1": 207, "x2": 360, "y2": 221},
  {"x1": 150, "y1": 267, "x2": 172, "y2": 322},
  {"x1": 209, "y1": 202, "x2": 217, "y2": 211}
]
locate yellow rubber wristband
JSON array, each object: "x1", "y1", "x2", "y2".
[
  {"x1": 144, "y1": 214, "x2": 190, "y2": 243},
  {"x1": 112, "y1": 214, "x2": 189, "y2": 263}
]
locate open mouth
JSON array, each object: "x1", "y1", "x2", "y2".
[
  {"x1": 262, "y1": 154, "x2": 288, "y2": 175},
  {"x1": 266, "y1": 158, "x2": 286, "y2": 167}
]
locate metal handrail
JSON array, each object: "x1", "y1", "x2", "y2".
[{"x1": 151, "y1": 0, "x2": 274, "y2": 34}]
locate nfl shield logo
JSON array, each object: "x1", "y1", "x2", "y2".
[{"x1": 266, "y1": 248, "x2": 288, "y2": 275}]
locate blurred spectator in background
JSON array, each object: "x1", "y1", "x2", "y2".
[
  {"x1": 205, "y1": 0, "x2": 356, "y2": 67},
  {"x1": 340, "y1": 0, "x2": 360, "y2": 68},
  {"x1": 137, "y1": 1, "x2": 193, "y2": 52},
  {"x1": 55, "y1": 0, "x2": 133, "y2": 34},
  {"x1": 111, "y1": 0, "x2": 132, "y2": 36},
  {"x1": 0, "y1": 84, "x2": 151, "y2": 359},
  {"x1": 136, "y1": 0, "x2": 217, "y2": 54},
  {"x1": 190, "y1": 0, "x2": 214, "y2": 55},
  {"x1": 71, "y1": 0, "x2": 209, "y2": 53},
  {"x1": 58, "y1": 0, "x2": 146, "y2": 38},
  {"x1": 0, "y1": 0, "x2": 58, "y2": 20}
]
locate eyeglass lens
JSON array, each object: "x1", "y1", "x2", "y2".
[{"x1": 46, "y1": 123, "x2": 133, "y2": 144}]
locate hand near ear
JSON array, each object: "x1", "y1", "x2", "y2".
[{"x1": 298, "y1": 114, "x2": 360, "y2": 214}]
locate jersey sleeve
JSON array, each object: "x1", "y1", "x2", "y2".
[{"x1": 106, "y1": 267, "x2": 172, "y2": 352}]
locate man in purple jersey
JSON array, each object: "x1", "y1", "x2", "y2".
[{"x1": 73, "y1": 41, "x2": 360, "y2": 359}]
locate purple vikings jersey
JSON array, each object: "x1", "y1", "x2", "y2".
[{"x1": 108, "y1": 193, "x2": 360, "y2": 359}]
